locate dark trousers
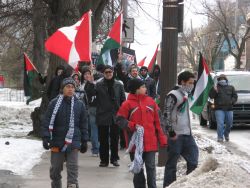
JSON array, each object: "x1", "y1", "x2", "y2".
[
  {"x1": 130, "y1": 152, "x2": 156, "y2": 188},
  {"x1": 50, "y1": 150, "x2": 78, "y2": 188},
  {"x1": 163, "y1": 135, "x2": 199, "y2": 187},
  {"x1": 98, "y1": 124, "x2": 119, "y2": 163},
  {"x1": 119, "y1": 127, "x2": 126, "y2": 149}
]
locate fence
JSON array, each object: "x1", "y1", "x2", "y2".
[{"x1": 0, "y1": 87, "x2": 25, "y2": 102}]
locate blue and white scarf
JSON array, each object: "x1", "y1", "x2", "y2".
[
  {"x1": 49, "y1": 94, "x2": 75, "y2": 152},
  {"x1": 126, "y1": 125, "x2": 144, "y2": 174}
]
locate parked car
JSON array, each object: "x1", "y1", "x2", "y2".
[{"x1": 200, "y1": 71, "x2": 250, "y2": 129}]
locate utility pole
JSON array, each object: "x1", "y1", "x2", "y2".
[
  {"x1": 121, "y1": 0, "x2": 128, "y2": 48},
  {"x1": 121, "y1": 0, "x2": 128, "y2": 18},
  {"x1": 158, "y1": 0, "x2": 184, "y2": 167}
]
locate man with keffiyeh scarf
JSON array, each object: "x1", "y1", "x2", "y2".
[
  {"x1": 42, "y1": 77, "x2": 88, "y2": 188},
  {"x1": 162, "y1": 71, "x2": 199, "y2": 188}
]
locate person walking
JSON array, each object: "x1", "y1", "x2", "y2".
[
  {"x1": 209, "y1": 74, "x2": 238, "y2": 142},
  {"x1": 116, "y1": 78, "x2": 167, "y2": 188},
  {"x1": 96, "y1": 65, "x2": 126, "y2": 167},
  {"x1": 80, "y1": 66, "x2": 100, "y2": 157},
  {"x1": 47, "y1": 65, "x2": 66, "y2": 101},
  {"x1": 162, "y1": 71, "x2": 199, "y2": 187},
  {"x1": 42, "y1": 77, "x2": 88, "y2": 188},
  {"x1": 139, "y1": 66, "x2": 156, "y2": 99}
]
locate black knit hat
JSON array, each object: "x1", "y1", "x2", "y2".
[
  {"x1": 103, "y1": 65, "x2": 114, "y2": 72},
  {"x1": 127, "y1": 78, "x2": 145, "y2": 94},
  {"x1": 217, "y1": 74, "x2": 228, "y2": 81},
  {"x1": 140, "y1": 66, "x2": 148, "y2": 72},
  {"x1": 61, "y1": 77, "x2": 76, "y2": 89}
]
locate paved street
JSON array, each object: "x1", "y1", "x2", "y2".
[{"x1": 22, "y1": 148, "x2": 133, "y2": 188}]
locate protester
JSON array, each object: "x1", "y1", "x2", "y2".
[
  {"x1": 80, "y1": 66, "x2": 100, "y2": 157},
  {"x1": 162, "y1": 71, "x2": 199, "y2": 187},
  {"x1": 47, "y1": 65, "x2": 66, "y2": 101},
  {"x1": 209, "y1": 74, "x2": 238, "y2": 142},
  {"x1": 116, "y1": 62, "x2": 140, "y2": 92},
  {"x1": 139, "y1": 66, "x2": 156, "y2": 99},
  {"x1": 95, "y1": 65, "x2": 126, "y2": 167},
  {"x1": 42, "y1": 77, "x2": 88, "y2": 188},
  {"x1": 72, "y1": 72, "x2": 88, "y2": 109},
  {"x1": 116, "y1": 78, "x2": 167, "y2": 188},
  {"x1": 72, "y1": 72, "x2": 81, "y2": 87},
  {"x1": 150, "y1": 64, "x2": 161, "y2": 104}
]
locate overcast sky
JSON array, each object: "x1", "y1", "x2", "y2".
[{"x1": 129, "y1": 0, "x2": 205, "y2": 65}]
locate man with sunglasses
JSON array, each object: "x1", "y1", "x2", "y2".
[{"x1": 95, "y1": 65, "x2": 126, "y2": 167}]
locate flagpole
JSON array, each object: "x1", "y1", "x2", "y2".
[{"x1": 119, "y1": 10, "x2": 124, "y2": 64}]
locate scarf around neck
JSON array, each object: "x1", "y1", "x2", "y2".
[{"x1": 49, "y1": 94, "x2": 75, "y2": 152}]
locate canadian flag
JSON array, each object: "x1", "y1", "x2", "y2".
[{"x1": 45, "y1": 10, "x2": 92, "y2": 68}]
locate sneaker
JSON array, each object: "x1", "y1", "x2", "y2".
[
  {"x1": 217, "y1": 138, "x2": 223, "y2": 143},
  {"x1": 92, "y1": 153, "x2": 99, "y2": 157},
  {"x1": 99, "y1": 162, "x2": 108, "y2": 167},
  {"x1": 225, "y1": 137, "x2": 229, "y2": 142},
  {"x1": 111, "y1": 161, "x2": 120, "y2": 167}
]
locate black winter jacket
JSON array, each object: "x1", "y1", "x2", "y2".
[
  {"x1": 209, "y1": 84, "x2": 238, "y2": 111},
  {"x1": 95, "y1": 78, "x2": 126, "y2": 126},
  {"x1": 42, "y1": 95, "x2": 88, "y2": 150}
]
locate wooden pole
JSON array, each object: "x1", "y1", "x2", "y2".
[{"x1": 158, "y1": 0, "x2": 179, "y2": 167}]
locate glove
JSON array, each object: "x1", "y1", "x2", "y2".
[
  {"x1": 42, "y1": 138, "x2": 50, "y2": 150},
  {"x1": 80, "y1": 142, "x2": 88, "y2": 153},
  {"x1": 168, "y1": 129, "x2": 176, "y2": 138}
]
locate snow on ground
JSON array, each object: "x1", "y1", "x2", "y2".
[
  {"x1": 0, "y1": 98, "x2": 45, "y2": 175},
  {"x1": 156, "y1": 132, "x2": 250, "y2": 188},
  {"x1": 0, "y1": 138, "x2": 44, "y2": 175}
]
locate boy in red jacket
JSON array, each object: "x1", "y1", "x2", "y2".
[{"x1": 116, "y1": 78, "x2": 167, "y2": 188}]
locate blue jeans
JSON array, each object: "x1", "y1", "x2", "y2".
[
  {"x1": 163, "y1": 135, "x2": 198, "y2": 187},
  {"x1": 215, "y1": 110, "x2": 233, "y2": 140},
  {"x1": 88, "y1": 107, "x2": 99, "y2": 154}
]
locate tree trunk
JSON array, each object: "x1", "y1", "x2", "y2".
[
  {"x1": 30, "y1": 0, "x2": 47, "y2": 101},
  {"x1": 235, "y1": 57, "x2": 242, "y2": 70},
  {"x1": 30, "y1": 0, "x2": 109, "y2": 137},
  {"x1": 29, "y1": 0, "x2": 47, "y2": 136},
  {"x1": 79, "y1": 0, "x2": 109, "y2": 39}
]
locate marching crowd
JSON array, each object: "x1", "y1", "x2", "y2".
[{"x1": 42, "y1": 61, "x2": 235, "y2": 188}]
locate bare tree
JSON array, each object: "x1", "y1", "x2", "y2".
[
  {"x1": 198, "y1": 0, "x2": 250, "y2": 69},
  {"x1": 179, "y1": 26, "x2": 224, "y2": 71}
]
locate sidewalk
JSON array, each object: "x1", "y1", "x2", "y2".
[{"x1": 22, "y1": 148, "x2": 133, "y2": 188}]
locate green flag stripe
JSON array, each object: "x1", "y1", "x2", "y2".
[
  {"x1": 97, "y1": 38, "x2": 120, "y2": 65},
  {"x1": 190, "y1": 76, "x2": 213, "y2": 114}
]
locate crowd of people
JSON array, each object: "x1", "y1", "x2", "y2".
[{"x1": 41, "y1": 61, "x2": 237, "y2": 188}]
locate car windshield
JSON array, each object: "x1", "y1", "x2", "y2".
[{"x1": 226, "y1": 75, "x2": 250, "y2": 92}]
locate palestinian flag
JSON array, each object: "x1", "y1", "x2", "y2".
[
  {"x1": 190, "y1": 53, "x2": 214, "y2": 115},
  {"x1": 137, "y1": 56, "x2": 147, "y2": 67},
  {"x1": 45, "y1": 10, "x2": 92, "y2": 68},
  {"x1": 23, "y1": 53, "x2": 37, "y2": 97},
  {"x1": 97, "y1": 13, "x2": 123, "y2": 66},
  {"x1": 148, "y1": 44, "x2": 159, "y2": 72}
]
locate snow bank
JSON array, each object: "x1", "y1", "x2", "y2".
[
  {"x1": 0, "y1": 138, "x2": 44, "y2": 175},
  {"x1": 0, "y1": 98, "x2": 45, "y2": 175},
  {"x1": 156, "y1": 133, "x2": 250, "y2": 188}
]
